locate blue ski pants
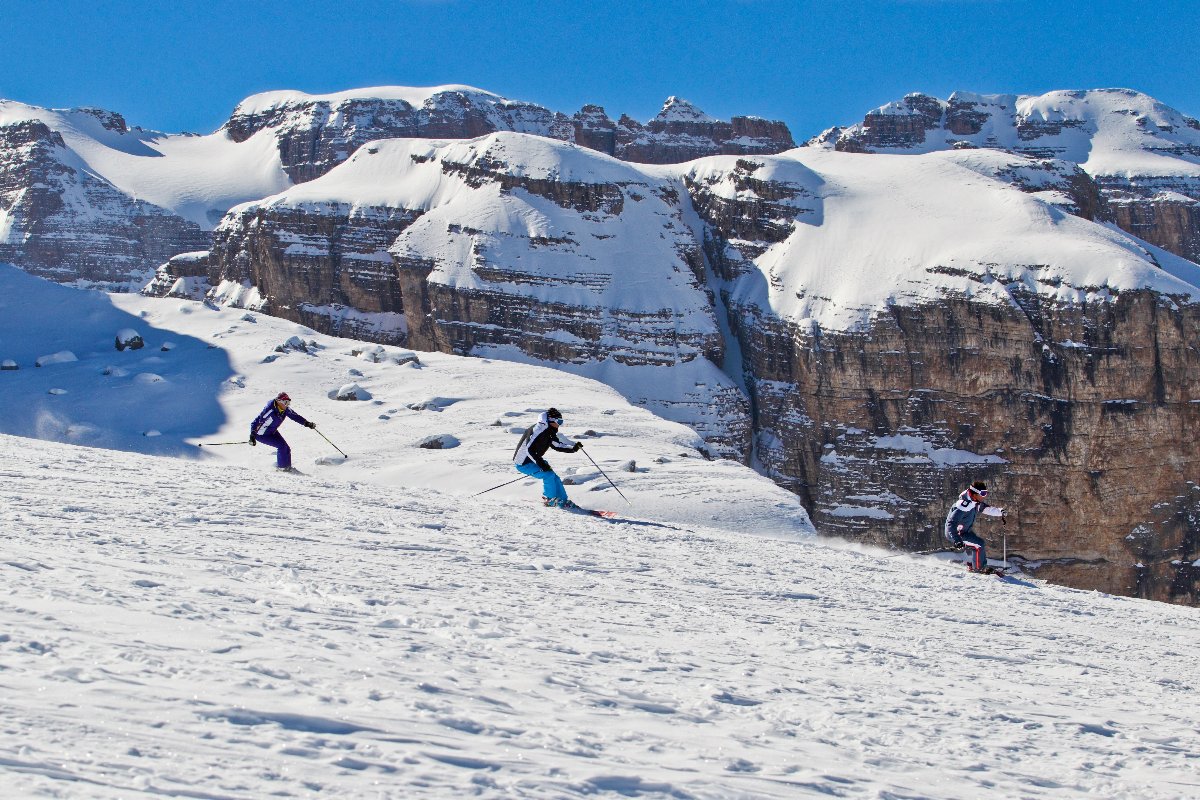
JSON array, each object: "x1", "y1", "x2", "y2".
[
  {"x1": 516, "y1": 462, "x2": 568, "y2": 505},
  {"x1": 257, "y1": 431, "x2": 292, "y2": 469}
]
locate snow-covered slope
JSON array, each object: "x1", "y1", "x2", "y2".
[
  {"x1": 689, "y1": 147, "x2": 1200, "y2": 331},
  {"x1": 0, "y1": 100, "x2": 291, "y2": 228},
  {"x1": 836, "y1": 89, "x2": 1200, "y2": 170},
  {"x1": 0, "y1": 263, "x2": 804, "y2": 535},
  {"x1": 824, "y1": 88, "x2": 1200, "y2": 264},
  {"x1": 4, "y1": 418, "x2": 1200, "y2": 798}
]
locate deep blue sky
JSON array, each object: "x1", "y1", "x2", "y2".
[{"x1": 2, "y1": 0, "x2": 1197, "y2": 141}]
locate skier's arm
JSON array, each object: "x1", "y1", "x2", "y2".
[
  {"x1": 549, "y1": 433, "x2": 577, "y2": 453},
  {"x1": 287, "y1": 408, "x2": 315, "y2": 428}
]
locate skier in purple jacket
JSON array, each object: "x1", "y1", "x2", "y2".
[{"x1": 250, "y1": 392, "x2": 315, "y2": 471}]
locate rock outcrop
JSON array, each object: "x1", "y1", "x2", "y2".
[
  {"x1": 612, "y1": 97, "x2": 795, "y2": 164},
  {"x1": 141, "y1": 251, "x2": 212, "y2": 299},
  {"x1": 0, "y1": 119, "x2": 208, "y2": 285}
]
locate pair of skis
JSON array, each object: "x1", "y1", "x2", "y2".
[
  {"x1": 541, "y1": 500, "x2": 616, "y2": 519},
  {"x1": 959, "y1": 561, "x2": 1008, "y2": 578}
]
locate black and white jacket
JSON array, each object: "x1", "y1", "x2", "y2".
[
  {"x1": 944, "y1": 489, "x2": 1004, "y2": 541},
  {"x1": 513, "y1": 411, "x2": 578, "y2": 471}
]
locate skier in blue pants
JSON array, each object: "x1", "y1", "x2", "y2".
[
  {"x1": 945, "y1": 480, "x2": 1007, "y2": 573},
  {"x1": 250, "y1": 392, "x2": 316, "y2": 471},
  {"x1": 513, "y1": 408, "x2": 583, "y2": 508}
]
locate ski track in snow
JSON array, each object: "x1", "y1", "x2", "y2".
[{"x1": 2, "y1": 437, "x2": 1199, "y2": 798}]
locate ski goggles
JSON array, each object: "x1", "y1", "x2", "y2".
[
  {"x1": 548, "y1": 416, "x2": 563, "y2": 424},
  {"x1": 970, "y1": 488, "x2": 987, "y2": 497}
]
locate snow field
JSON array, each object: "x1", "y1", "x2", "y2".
[{"x1": 2, "y1": 436, "x2": 1199, "y2": 798}]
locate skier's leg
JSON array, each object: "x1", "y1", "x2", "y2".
[
  {"x1": 961, "y1": 532, "x2": 986, "y2": 571},
  {"x1": 515, "y1": 463, "x2": 568, "y2": 506},
  {"x1": 257, "y1": 432, "x2": 291, "y2": 469},
  {"x1": 516, "y1": 463, "x2": 553, "y2": 503},
  {"x1": 544, "y1": 471, "x2": 568, "y2": 506}
]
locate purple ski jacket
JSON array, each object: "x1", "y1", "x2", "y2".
[{"x1": 251, "y1": 401, "x2": 310, "y2": 438}]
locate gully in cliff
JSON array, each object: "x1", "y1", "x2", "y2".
[
  {"x1": 250, "y1": 392, "x2": 317, "y2": 472},
  {"x1": 945, "y1": 481, "x2": 1008, "y2": 574},
  {"x1": 512, "y1": 408, "x2": 586, "y2": 509}
]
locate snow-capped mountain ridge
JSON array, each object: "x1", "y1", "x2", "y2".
[
  {"x1": 229, "y1": 84, "x2": 504, "y2": 118},
  {"x1": 0, "y1": 97, "x2": 292, "y2": 229},
  {"x1": 0, "y1": 85, "x2": 795, "y2": 283},
  {"x1": 829, "y1": 88, "x2": 1200, "y2": 265},
  {"x1": 655, "y1": 96, "x2": 718, "y2": 124}
]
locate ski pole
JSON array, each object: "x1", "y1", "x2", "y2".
[
  {"x1": 313, "y1": 428, "x2": 348, "y2": 459},
  {"x1": 471, "y1": 477, "x2": 525, "y2": 498},
  {"x1": 582, "y1": 449, "x2": 632, "y2": 506},
  {"x1": 198, "y1": 440, "x2": 251, "y2": 447},
  {"x1": 884, "y1": 547, "x2": 947, "y2": 559}
]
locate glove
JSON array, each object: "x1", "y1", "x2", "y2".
[
  {"x1": 305, "y1": 421, "x2": 316, "y2": 429},
  {"x1": 572, "y1": 442, "x2": 583, "y2": 452},
  {"x1": 249, "y1": 434, "x2": 257, "y2": 446},
  {"x1": 952, "y1": 538, "x2": 964, "y2": 550}
]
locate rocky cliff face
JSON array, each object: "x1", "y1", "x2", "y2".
[
  {"x1": 684, "y1": 150, "x2": 1200, "y2": 604},
  {"x1": 209, "y1": 202, "x2": 417, "y2": 344},
  {"x1": 141, "y1": 250, "x2": 211, "y2": 299},
  {"x1": 723, "y1": 290, "x2": 1200, "y2": 603},
  {"x1": 207, "y1": 134, "x2": 750, "y2": 455},
  {"x1": 827, "y1": 89, "x2": 1200, "y2": 264},
  {"x1": 611, "y1": 97, "x2": 795, "y2": 164},
  {"x1": 0, "y1": 119, "x2": 208, "y2": 285}
]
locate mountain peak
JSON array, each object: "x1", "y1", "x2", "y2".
[{"x1": 655, "y1": 96, "x2": 717, "y2": 123}]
